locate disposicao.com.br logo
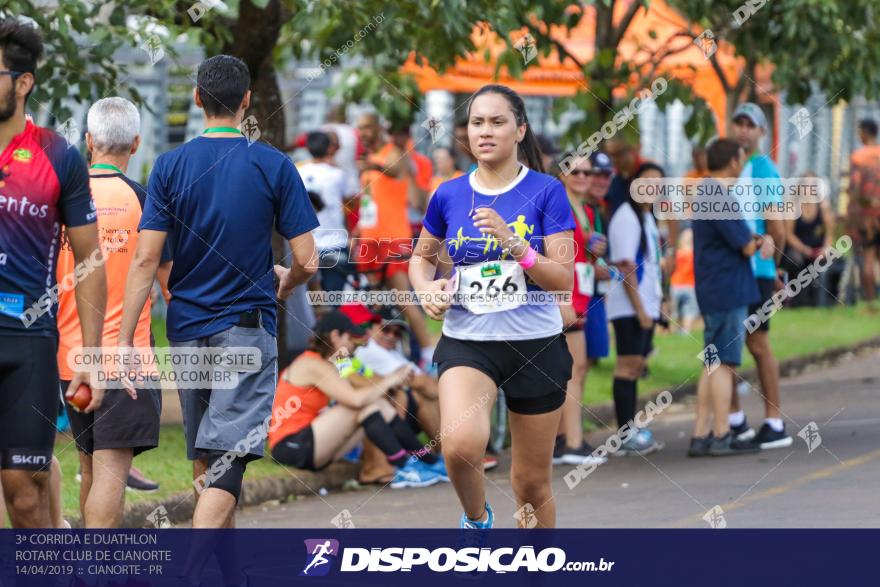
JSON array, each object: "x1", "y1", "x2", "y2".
[{"x1": 300, "y1": 539, "x2": 614, "y2": 575}]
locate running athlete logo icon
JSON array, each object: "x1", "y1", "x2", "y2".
[{"x1": 300, "y1": 539, "x2": 340, "y2": 577}]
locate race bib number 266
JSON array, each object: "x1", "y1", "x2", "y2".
[{"x1": 458, "y1": 261, "x2": 527, "y2": 315}]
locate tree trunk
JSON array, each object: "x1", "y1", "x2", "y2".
[{"x1": 224, "y1": 0, "x2": 294, "y2": 368}]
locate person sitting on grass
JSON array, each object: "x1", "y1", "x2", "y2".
[{"x1": 268, "y1": 311, "x2": 444, "y2": 488}]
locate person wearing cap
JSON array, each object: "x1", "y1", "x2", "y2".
[
  {"x1": 552, "y1": 153, "x2": 607, "y2": 467},
  {"x1": 730, "y1": 102, "x2": 791, "y2": 450},
  {"x1": 268, "y1": 311, "x2": 443, "y2": 488},
  {"x1": 337, "y1": 305, "x2": 448, "y2": 483},
  {"x1": 355, "y1": 308, "x2": 441, "y2": 443},
  {"x1": 585, "y1": 152, "x2": 614, "y2": 365}
]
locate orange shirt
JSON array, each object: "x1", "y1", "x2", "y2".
[
  {"x1": 670, "y1": 248, "x2": 695, "y2": 287},
  {"x1": 56, "y1": 172, "x2": 154, "y2": 381},
  {"x1": 268, "y1": 351, "x2": 329, "y2": 449},
  {"x1": 412, "y1": 150, "x2": 433, "y2": 192},
  {"x1": 359, "y1": 143, "x2": 411, "y2": 240}
]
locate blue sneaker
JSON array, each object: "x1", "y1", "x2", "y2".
[
  {"x1": 617, "y1": 428, "x2": 664, "y2": 456},
  {"x1": 426, "y1": 456, "x2": 450, "y2": 482},
  {"x1": 390, "y1": 458, "x2": 441, "y2": 489},
  {"x1": 460, "y1": 502, "x2": 494, "y2": 529}
]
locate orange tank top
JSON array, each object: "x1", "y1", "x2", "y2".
[
  {"x1": 268, "y1": 351, "x2": 330, "y2": 449},
  {"x1": 56, "y1": 173, "x2": 155, "y2": 380}
]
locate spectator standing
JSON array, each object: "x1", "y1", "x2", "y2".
[
  {"x1": 298, "y1": 131, "x2": 351, "y2": 296},
  {"x1": 669, "y1": 228, "x2": 699, "y2": 334},
  {"x1": 430, "y1": 146, "x2": 462, "y2": 199},
  {"x1": 730, "y1": 103, "x2": 791, "y2": 449},
  {"x1": 847, "y1": 119, "x2": 880, "y2": 307},
  {"x1": 605, "y1": 163, "x2": 665, "y2": 455},
  {"x1": 554, "y1": 154, "x2": 606, "y2": 466},
  {"x1": 688, "y1": 138, "x2": 764, "y2": 456},
  {"x1": 355, "y1": 113, "x2": 435, "y2": 366},
  {"x1": 585, "y1": 152, "x2": 613, "y2": 365},
  {"x1": 783, "y1": 171, "x2": 836, "y2": 307}
]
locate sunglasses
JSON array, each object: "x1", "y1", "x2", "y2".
[
  {"x1": 0, "y1": 70, "x2": 24, "y2": 80},
  {"x1": 569, "y1": 169, "x2": 591, "y2": 177}
]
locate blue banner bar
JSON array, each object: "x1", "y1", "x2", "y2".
[{"x1": 0, "y1": 529, "x2": 873, "y2": 585}]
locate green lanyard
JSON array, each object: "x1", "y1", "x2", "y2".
[
  {"x1": 89, "y1": 163, "x2": 123, "y2": 174},
  {"x1": 569, "y1": 200, "x2": 590, "y2": 237},
  {"x1": 585, "y1": 203, "x2": 602, "y2": 235},
  {"x1": 203, "y1": 127, "x2": 242, "y2": 135}
]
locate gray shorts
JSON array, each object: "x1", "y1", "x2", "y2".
[{"x1": 172, "y1": 324, "x2": 278, "y2": 462}]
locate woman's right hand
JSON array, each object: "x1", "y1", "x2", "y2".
[
  {"x1": 637, "y1": 310, "x2": 654, "y2": 331},
  {"x1": 420, "y1": 278, "x2": 453, "y2": 320}
]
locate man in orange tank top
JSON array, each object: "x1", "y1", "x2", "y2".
[
  {"x1": 354, "y1": 114, "x2": 435, "y2": 366},
  {"x1": 56, "y1": 97, "x2": 166, "y2": 527}
]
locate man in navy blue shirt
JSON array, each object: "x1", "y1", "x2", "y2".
[
  {"x1": 689, "y1": 138, "x2": 770, "y2": 457},
  {"x1": 119, "y1": 55, "x2": 318, "y2": 529}
]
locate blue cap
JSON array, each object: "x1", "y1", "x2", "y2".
[
  {"x1": 590, "y1": 152, "x2": 613, "y2": 172},
  {"x1": 732, "y1": 102, "x2": 768, "y2": 129}
]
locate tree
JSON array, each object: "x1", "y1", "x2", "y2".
[{"x1": 669, "y1": 0, "x2": 880, "y2": 130}]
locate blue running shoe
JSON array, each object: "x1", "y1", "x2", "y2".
[
  {"x1": 460, "y1": 502, "x2": 494, "y2": 529},
  {"x1": 617, "y1": 428, "x2": 664, "y2": 456},
  {"x1": 427, "y1": 456, "x2": 450, "y2": 482},
  {"x1": 390, "y1": 458, "x2": 441, "y2": 489}
]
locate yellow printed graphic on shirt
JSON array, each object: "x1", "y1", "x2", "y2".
[{"x1": 447, "y1": 215, "x2": 535, "y2": 258}]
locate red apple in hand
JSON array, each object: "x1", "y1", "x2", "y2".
[{"x1": 67, "y1": 383, "x2": 92, "y2": 413}]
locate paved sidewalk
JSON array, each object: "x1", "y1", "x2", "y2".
[{"x1": 235, "y1": 349, "x2": 880, "y2": 528}]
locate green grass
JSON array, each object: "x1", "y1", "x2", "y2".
[
  {"x1": 581, "y1": 304, "x2": 878, "y2": 405},
  {"x1": 49, "y1": 304, "x2": 875, "y2": 519},
  {"x1": 54, "y1": 426, "x2": 290, "y2": 518}
]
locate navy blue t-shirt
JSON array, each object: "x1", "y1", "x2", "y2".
[
  {"x1": 692, "y1": 181, "x2": 760, "y2": 314},
  {"x1": 140, "y1": 136, "x2": 318, "y2": 341}
]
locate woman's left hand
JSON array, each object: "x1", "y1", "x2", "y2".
[{"x1": 472, "y1": 207, "x2": 514, "y2": 242}]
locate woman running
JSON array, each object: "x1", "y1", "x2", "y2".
[
  {"x1": 410, "y1": 84, "x2": 575, "y2": 528},
  {"x1": 605, "y1": 162, "x2": 665, "y2": 455},
  {"x1": 268, "y1": 311, "x2": 444, "y2": 488}
]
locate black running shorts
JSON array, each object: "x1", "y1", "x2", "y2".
[
  {"x1": 0, "y1": 335, "x2": 59, "y2": 471},
  {"x1": 433, "y1": 334, "x2": 572, "y2": 415}
]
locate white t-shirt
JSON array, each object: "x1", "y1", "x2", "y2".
[
  {"x1": 355, "y1": 339, "x2": 421, "y2": 376},
  {"x1": 297, "y1": 161, "x2": 348, "y2": 252},
  {"x1": 321, "y1": 122, "x2": 360, "y2": 197},
  {"x1": 605, "y1": 205, "x2": 662, "y2": 320}
]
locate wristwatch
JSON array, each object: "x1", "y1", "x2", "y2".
[{"x1": 502, "y1": 235, "x2": 529, "y2": 258}]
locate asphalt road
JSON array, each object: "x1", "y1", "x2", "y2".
[{"x1": 236, "y1": 348, "x2": 880, "y2": 529}]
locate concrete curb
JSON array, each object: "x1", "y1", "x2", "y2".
[
  {"x1": 70, "y1": 462, "x2": 360, "y2": 528},
  {"x1": 583, "y1": 335, "x2": 880, "y2": 427},
  {"x1": 83, "y1": 336, "x2": 879, "y2": 528}
]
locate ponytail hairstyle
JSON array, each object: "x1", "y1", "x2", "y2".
[
  {"x1": 628, "y1": 162, "x2": 666, "y2": 255},
  {"x1": 467, "y1": 84, "x2": 545, "y2": 173}
]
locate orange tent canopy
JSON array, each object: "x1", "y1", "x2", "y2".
[{"x1": 401, "y1": 0, "x2": 773, "y2": 128}]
